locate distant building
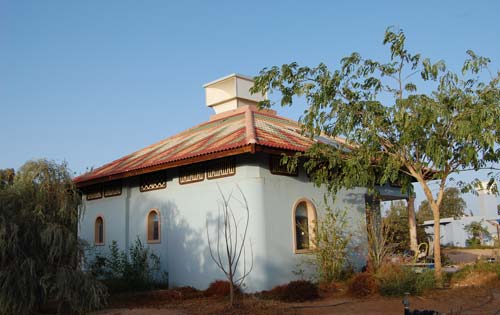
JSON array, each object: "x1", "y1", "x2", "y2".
[
  {"x1": 423, "y1": 182, "x2": 500, "y2": 247},
  {"x1": 74, "y1": 74, "x2": 409, "y2": 291}
]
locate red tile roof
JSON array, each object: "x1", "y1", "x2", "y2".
[{"x1": 74, "y1": 106, "x2": 346, "y2": 186}]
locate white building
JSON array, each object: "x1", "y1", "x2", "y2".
[
  {"x1": 75, "y1": 74, "x2": 409, "y2": 291},
  {"x1": 423, "y1": 182, "x2": 500, "y2": 247}
]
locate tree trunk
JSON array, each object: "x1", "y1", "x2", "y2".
[
  {"x1": 419, "y1": 182, "x2": 443, "y2": 284},
  {"x1": 430, "y1": 201, "x2": 442, "y2": 284},
  {"x1": 407, "y1": 196, "x2": 418, "y2": 254},
  {"x1": 229, "y1": 276, "x2": 234, "y2": 307}
]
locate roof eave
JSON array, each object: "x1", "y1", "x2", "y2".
[{"x1": 75, "y1": 143, "x2": 276, "y2": 188}]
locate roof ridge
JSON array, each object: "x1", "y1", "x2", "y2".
[{"x1": 245, "y1": 106, "x2": 257, "y2": 144}]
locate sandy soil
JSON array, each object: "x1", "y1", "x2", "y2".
[{"x1": 93, "y1": 285, "x2": 500, "y2": 315}]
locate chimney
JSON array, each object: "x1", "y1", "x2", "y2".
[{"x1": 203, "y1": 74, "x2": 266, "y2": 114}]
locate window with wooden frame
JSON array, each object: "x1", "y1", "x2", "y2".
[
  {"x1": 140, "y1": 172, "x2": 167, "y2": 192},
  {"x1": 86, "y1": 185, "x2": 103, "y2": 200},
  {"x1": 292, "y1": 199, "x2": 317, "y2": 253},
  {"x1": 94, "y1": 216, "x2": 105, "y2": 245},
  {"x1": 104, "y1": 180, "x2": 122, "y2": 197},
  {"x1": 206, "y1": 158, "x2": 236, "y2": 179},
  {"x1": 270, "y1": 155, "x2": 298, "y2": 176},
  {"x1": 179, "y1": 164, "x2": 205, "y2": 184},
  {"x1": 147, "y1": 209, "x2": 160, "y2": 243}
]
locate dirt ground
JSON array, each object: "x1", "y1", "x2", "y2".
[
  {"x1": 93, "y1": 284, "x2": 500, "y2": 315},
  {"x1": 92, "y1": 249, "x2": 500, "y2": 315}
]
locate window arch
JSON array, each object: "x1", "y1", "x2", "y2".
[
  {"x1": 147, "y1": 209, "x2": 161, "y2": 243},
  {"x1": 94, "y1": 216, "x2": 105, "y2": 245},
  {"x1": 292, "y1": 199, "x2": 317, "y2": 253}
]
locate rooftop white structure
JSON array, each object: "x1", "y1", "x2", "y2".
[{"x1": 423, "y1": 183, "x2": 500, "y2": 247}]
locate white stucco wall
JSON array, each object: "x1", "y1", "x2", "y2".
[
  {"x1": 424, "y1": 215, "x2": 500, "y2": 247},
  {"x1": 79, "y1": 153, "x2": 405, "y2": 291},
  {"x1": 253, "y1": 153, "x2": 368, "y2": 289}
]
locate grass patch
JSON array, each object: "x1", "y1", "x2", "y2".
[{"x1": 376, "y1": 264, "x2": 436, "y2": 296}]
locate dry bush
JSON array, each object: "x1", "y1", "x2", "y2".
[
  {"x1": 174, "y1": 286, "x2": 204, "y2": 299},
  {"x1": 259, "y1": 280, "x2": 319, "y2": 302},
  {"x1": 347, "y1": 273, "x2": 378, "y2": 297},
  {"x1": 205, "y1": 280, "x2": 241, "y2": 297},
  {"x1": 259, "y1": 284, "x2": 287, "y2": 300},
  {"x1": 318, "y1": 281, "x2": 341, "y2": 294}
]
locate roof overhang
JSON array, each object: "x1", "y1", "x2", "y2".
[
  {"x1": 75, "y1": 144, "x2": 300, "y2": 188},
  {"x1": 76, "y1": 144, "x2": 253, "y2": 188}
]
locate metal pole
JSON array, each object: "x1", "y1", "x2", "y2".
[{"x1": 402, "y1": 292, "x2": 410, "y2": 315}]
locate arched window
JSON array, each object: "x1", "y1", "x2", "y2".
[
  {"x1": 147, "y1": 209, "x2": 160, "y2": 243},
  {"x1": 293, "y1": 199, "x2": 317, "y2": 252},
  {"x1": 95, "y1": 216, "x2": 104, "y2": 245}
]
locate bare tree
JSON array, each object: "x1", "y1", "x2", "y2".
[
  {"x1": 206, "y1": 185, "x2": 253, "y2": 306},
  {"x1": 366, "y1": 219, "x2": 396, "y2": 273}
]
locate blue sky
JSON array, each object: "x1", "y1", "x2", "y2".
[{"x1": 1, "y1": 0, "x2": 499, "y2": 211}]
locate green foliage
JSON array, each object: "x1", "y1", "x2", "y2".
[
  {"x1": 311, "y1": 202, "x2": 352, "y2": 282},
  {"x1": 376, "y1": 264, "x2": 436, "y2": 296},
  {"x1": 384, "y1": 201, "x2": 428, "y2": 253},
  {"x1": 464, "y1": 221, "x2": 491, "y2": 247},
  {"x1": 383, "y1": 201, "x2": 408, "y2": 252},
  {"x1": 0, "y1": 160, "x2": 107, "y2": 315},
  {"x1": 0, "y1": 169, "x2": 14, "y2": 190},
  {"x1": 251, "y1": 26, "x2": 500, "y2": 277},
  {"x1": 417, "y1": 188, "x2": 467, "y2": 221},
  {"x1": 89, "y1": 238, "x2": 165, "y2": 293}
]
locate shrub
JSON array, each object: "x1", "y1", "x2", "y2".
[
  {"x1": 89, "y1": 238, "x2": 166, "y2": 293},
  {"x1": 204, "y1": 280, "x2": 241, "y2": 297},
  {"x1": 311, "y1": 206, "x2": 353, "y2": 283},
  {"x1": 282, "y1": 280, "x2": 319, "y2": 302},
  {"x1": 376, "y1": 264, "x2": 435, "y2": 296},
  {"x1": 416, "y1": 270, "x2": 436, "y2": 294},
  {"x1": 452, "y1": 261, "x2": 500, "y2": 281},
  {"x1": 260, "y1": 280, "x2": 319, "y2": 302},
  {"x1": 348, "y1": 273, "x2": 378, "y2": 297}
]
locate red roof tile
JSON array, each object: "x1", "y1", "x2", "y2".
[{"x1": 74, "y1": 106, "x2": 345, "y2": 186}]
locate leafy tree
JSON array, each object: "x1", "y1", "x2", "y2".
[
  {"x1": 464, "y1": 220, "x2": 491, "y2": 247},
  {"x1": 0, "y1": 168, "x2": 14, "y2": 190},
  {"x1": 0, "y1": 160, "x2": 107, "y2": 314},
  {"x1": 384, "y1": 201, "x2": 428, "y2": 253},
  {"x1": 251, "y1": 27, "x2": 500, "y2": 281},
  {"x1": 416, "y1": 187, "x2": 467, "y2": 222}
]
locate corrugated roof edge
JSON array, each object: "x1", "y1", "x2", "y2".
[{"x1": 73, "y1": 106, "x2": 349, "y2": 187}]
